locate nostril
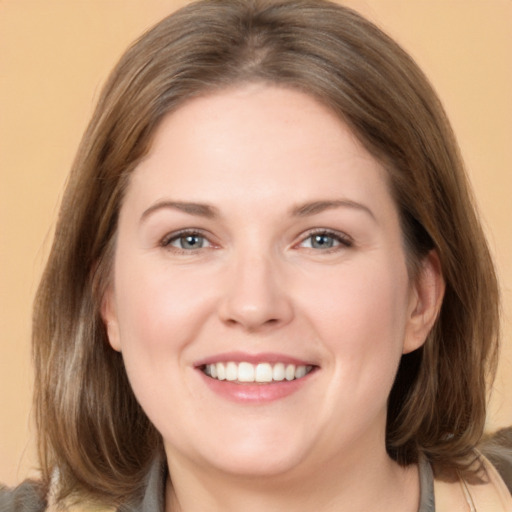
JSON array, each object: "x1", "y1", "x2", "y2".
[
  {"x1": 217, "y1": 279, "x2": 294, "y2": 331},
  {"x1": 224, "y1": 316, "x2": 281, "y2": 331}
]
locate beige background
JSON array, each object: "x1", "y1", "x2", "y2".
[{"x1": 1, "y1": 0, "x2": 511, "y2": 487}]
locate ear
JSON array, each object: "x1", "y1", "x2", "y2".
[
  {"x1": 101, "y1": 285, "x2": 122, "y2": 352},
  {"x1": 403, "y1": 250, "x2": 445, "y2": 354}
]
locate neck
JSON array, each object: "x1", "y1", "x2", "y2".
[{"x1": 164, "y1": 444, "x2": 420, "y2": 512}]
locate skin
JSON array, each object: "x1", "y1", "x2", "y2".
[{"x1": 102, "y1": 84, "x2": 444, "y2": 512}]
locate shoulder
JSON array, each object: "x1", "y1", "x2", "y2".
[
  {"x1": 0, "y1": 481, "x2": 115, "y2": 512},
  {"x1": 0, "y1": 480, "x2": 46, "y2": 512},
  {"x1": 480, "y1": 426, "x2": 512, "y2": 493},
  {"x1": 434, "y1": 456, "x2": 512, "y2": 512}
]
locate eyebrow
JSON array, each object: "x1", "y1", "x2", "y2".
[
  {"x1": 141, "y1": 201, "x2": 219, "y2": 222},
  {"x1": 291, "y1": 199, "x2": 376, "y2": 220},
  {"x1": 140, "y1": 198, "x2": 375, "y2": 223}
]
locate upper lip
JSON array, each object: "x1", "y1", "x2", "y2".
[{"x1": 194, "y1": 351, "x2": 318, "y2": 368}]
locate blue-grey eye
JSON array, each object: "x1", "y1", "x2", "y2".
[
  {"x1": 168, "y1": 233, "x2": 209, "y2": 250},
  {"x1": 300, "y1": 231, "x2": 351, "y2": 250},
  {"x1": 312, "y1": 234, "x2": 335, "y2": 249}
]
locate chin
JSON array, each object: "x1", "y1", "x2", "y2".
[
  {"x1": 165, "y1": 426, "x2": 312, "y2": 480},
  {"x1": 205, "y1": 447, "x2": 307, "y2": 479}
]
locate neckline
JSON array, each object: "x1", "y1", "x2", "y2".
[{"x1": 135, "y1": 453, "x2": 436, "y2": 512}]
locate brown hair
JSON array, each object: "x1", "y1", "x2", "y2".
[{"x1": 33, "y1": 0, "x2": 499, "y2": 505}]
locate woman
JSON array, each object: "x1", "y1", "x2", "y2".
[{"x1": 1, "y1": 0, "x2": 510, "y2": 510}]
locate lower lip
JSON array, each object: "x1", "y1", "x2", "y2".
[{"x1": 198, "y1": 370, "x2": 314, "y2": 403}]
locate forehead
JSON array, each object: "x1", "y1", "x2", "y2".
[{"x1": 128, "y1": 84, "x2": 392, "y2": 208}]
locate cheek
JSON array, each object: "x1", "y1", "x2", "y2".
[
  {"x1": 114, "y1": 257, "x2": 205, "y2": 340},
  {"x1": 301, "y1": 257, "x2": 410, "y2": 382},
  {"x1": 110, "y1": 257, "x2": 212, "y2": 417}
]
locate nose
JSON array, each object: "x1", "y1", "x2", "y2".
[{"x1": 217, "y1": 251, "x2": 294, "y2": 332}]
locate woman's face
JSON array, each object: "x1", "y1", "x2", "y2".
[{"x1": 103, "y1": 84, "x2": 435, "y2": 480}]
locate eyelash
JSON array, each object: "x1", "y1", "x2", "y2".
[
  {"x1": 297, "y1": 229, "x2": 353, "y2": 252},
  {"x1": 160, "y1": 229, "x2": 213, "y2": 254},
  {"x1": 160, "y1": 228, "x2": 353, "y2": 254}
]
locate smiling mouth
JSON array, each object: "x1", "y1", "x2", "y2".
[{"x1": 201, "y1": 362, "x2": 315, "y2": 383}]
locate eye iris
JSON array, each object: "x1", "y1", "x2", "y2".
[
  {"x1": 180, "y1": 234, "x2": 203, "y2": 249},
  {"x1": 312, "y1": 234, "x2": 334, "y2": 249}
]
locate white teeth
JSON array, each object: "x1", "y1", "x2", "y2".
[
  {"x1": 237, "y1": 362, "x2": 255, "y2": 382},
  {"x1": 226, "y1": 362, "x2": 238, "y2": 381},
  {"x1": 255, "y1": 363, "x2": 273, "y2": 382},
  {"x1": 295, "y1": 365, "x2": 307, "y2": 379},
  {"x1": 272, "y1": 362, "x2": 285, "y2": 381},
  {"x1": 203, "y1": 361, "x2": 313, "y2": 383},
  {"x1": 217, "y1": 362, "x2": 226, "y2": 381}
]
